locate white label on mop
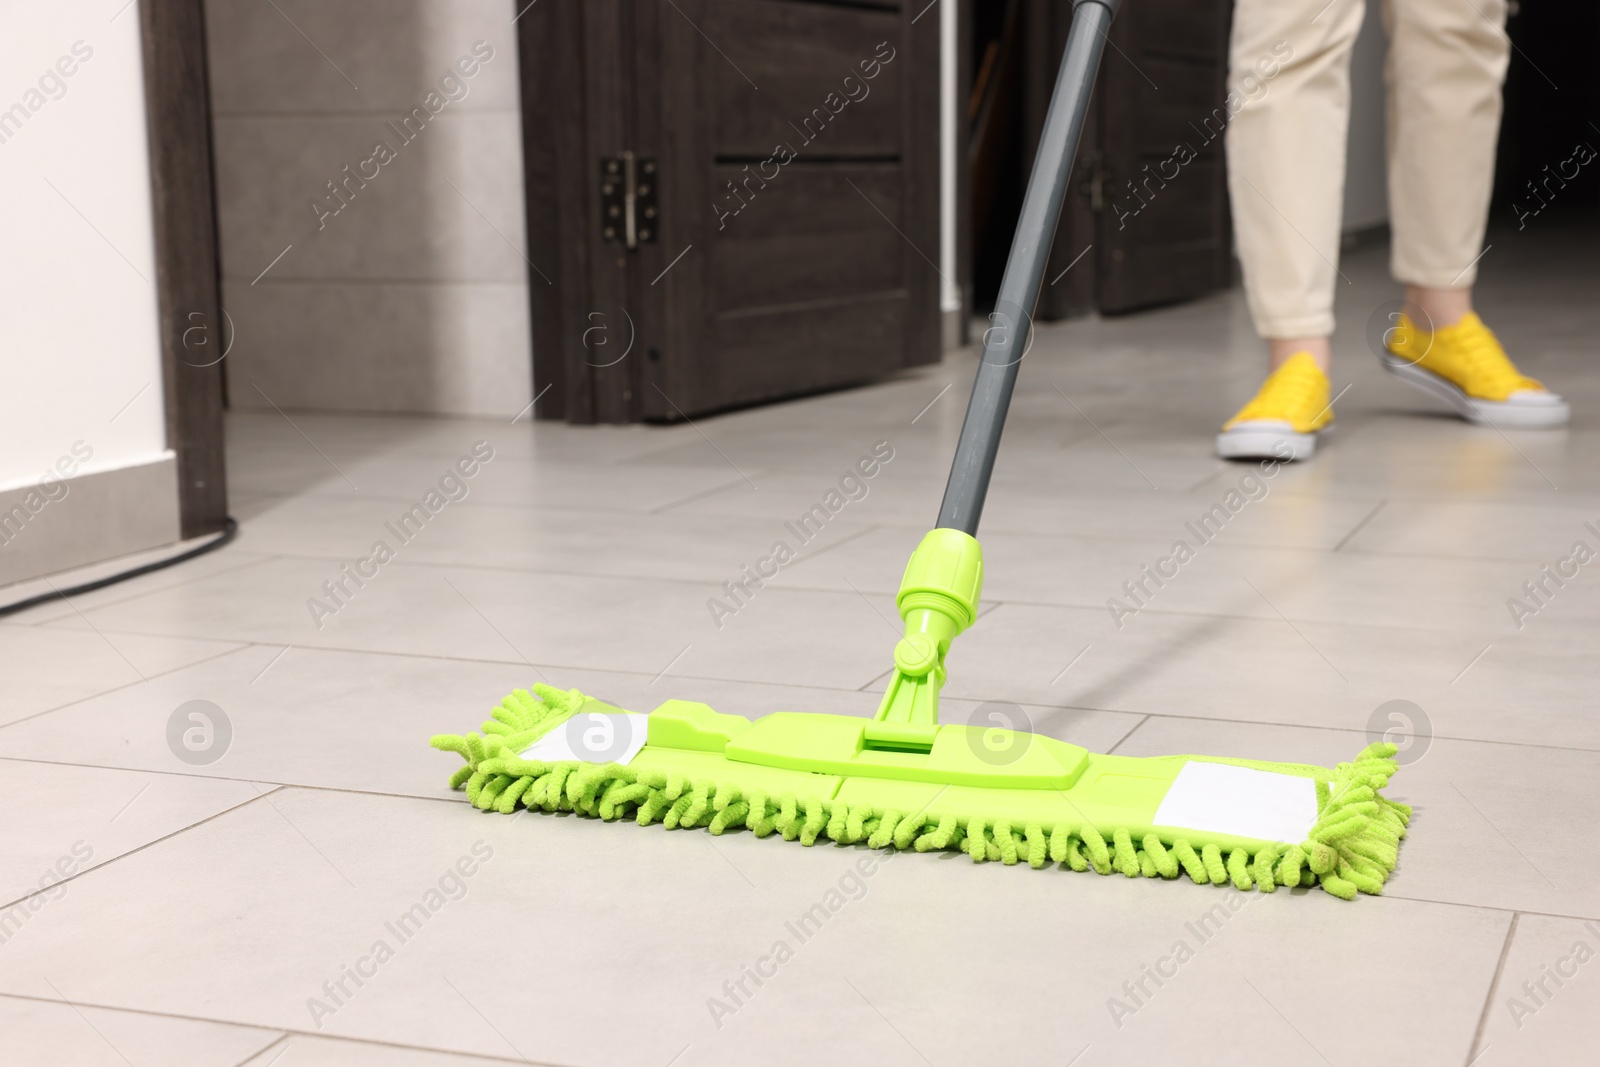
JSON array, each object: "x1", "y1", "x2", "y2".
[
  {"x1": 520, "y1": 713, "x2": 649, "y2": 765},
  {"x1": 1152, "y1": 762, "x2": 1318, "y2": 844}
]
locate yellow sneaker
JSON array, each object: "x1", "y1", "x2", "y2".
[
  {"x1": 1382, "y1": 312, "x2": 1568, "y2": 428},
  {"x1": 1215, "y1": 352, "x2": 1333, "y2": 461}
]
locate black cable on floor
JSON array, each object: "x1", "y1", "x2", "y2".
[{"x1": 0, "y1": 516, "x2": 239, "y2": 619}]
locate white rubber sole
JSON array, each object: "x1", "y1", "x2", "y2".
[
  {"x1": 1379, "y1": 354, "x2": 1569, "y2": 428},
  {"x1": 1215, "y1": 420, "x2": 1326, "y2": 462}
]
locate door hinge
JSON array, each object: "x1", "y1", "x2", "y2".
[
  {"x1": 600, "y1": 152, "x2": 658, "y2": 249},
  {"x1": 1079, "y1": 151, "x2": 1110, "y2": 213}
]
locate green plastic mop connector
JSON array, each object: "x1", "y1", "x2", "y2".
[{"x1": 864, "y1": 528, "x2": 983, "y2": 752}]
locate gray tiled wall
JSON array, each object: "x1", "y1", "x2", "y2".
[{"x1": 205, "y1": 0, "x2": 532, "y2": 417}]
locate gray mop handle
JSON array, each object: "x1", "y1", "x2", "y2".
[{"x1": 935, "y1": 0, "x2": 1121, "y2": 535}]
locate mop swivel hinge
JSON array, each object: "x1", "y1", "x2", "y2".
[{"x1": 865, "y1": 529, "x2": 984, "y2": 752}]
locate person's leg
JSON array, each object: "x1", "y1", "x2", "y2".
[
  {"x1": 1384, "y1": 0, "x2": 1506, "y2": 303},
  {"x1": 1379, "y1": 0, "x2": 1566, "y2": 426},
  {"x1": 1217, "y1": 0, "x2": 1363, "y2": 459},
  {"x1": 1402, "y1": 284, "x2": 1474, "y2": 331},
  {"x1": 1226, "y1": 0, "x2": 1365, "y2": 348},
  {"x1": 1268, "y1": 337, "x2": 1332, "y2": 372}
]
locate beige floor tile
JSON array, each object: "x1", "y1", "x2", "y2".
[
  {"x1": 673, "y1": 464, "x2": 1383, "y2": 550},
  {"x1": 782, "y1": 522, "x2": 1328, "y2": 621},
  {"x1": 937, "y1": 601, "x2": 1600, "y2": 750},
  {"x1": 0, "y1": 760, "x2": 263, "y2": 907},
  {"x1": 229, "y1": 447, "x2": 753, "y2": 514},
  {"x1": 0, "y1": 544, "x2": 272, "y2": 626},
  {"x1": 0, "y1": 786, "x2": 1510, "y2": 1067},
  {"x1": 0, "y1": 625, "x2": 242, "y2": 727},
  {"x1": 226, "y1": 494, "x2": 870, "y2": 586},
  {"x1": 0, "y1": 646, "x2": 1144, "y2": 799},
  {"x1": 43, "y1": 557, "x2": 896, "y2": 690},
  {"x1": 1473, "y1": 913, "x2": 1600, "y2": 1065},
  {"x1": 1345, "y1": 496, "x2": 1600, "y2": 562},
  {"x1": 225, "y1": 408, "x2": 703, "y2": 466},
  {"x1": 0, "y1": 995, "x2": 279, "y2": 1067}
]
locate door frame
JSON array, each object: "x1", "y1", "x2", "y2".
[{"x1": 140, "y1": 0, "x2": 229, "y2": 537}]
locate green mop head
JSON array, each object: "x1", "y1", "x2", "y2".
[
  {"x1": 432, "y1": 533, "x2": 1409, "y2": 900},
  {"x1": 431, "y1": 686, "x2": 1406, "y2": 899}
]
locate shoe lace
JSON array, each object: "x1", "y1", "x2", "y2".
[
  {"x1": 1431, "y1": 319, "x2": 1530, "y2": 396},
  {"x1": 1243, "y1": 358, "x2": 1324, "y2": 419}
]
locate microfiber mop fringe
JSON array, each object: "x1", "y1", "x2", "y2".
[{"x1": 431, "y1": 685, "x2": 1410, "y2": 900}]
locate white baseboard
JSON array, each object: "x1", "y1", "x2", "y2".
[{"x1": 0, "y1": 455, "x2": 181, "y2": 589}]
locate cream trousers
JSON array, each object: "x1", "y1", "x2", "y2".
[{"x1": 1226, "y1": 0, "x2": 1510, "y2": 338}]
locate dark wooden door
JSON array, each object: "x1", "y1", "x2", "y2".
[
  {"x1": 1019, "y1": 0, "x2": 1233, "y2": 319},
  {"x1": 520, "y1": 0, "x2": 941, "y2": 424}
]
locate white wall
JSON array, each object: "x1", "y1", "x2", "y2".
[{"x1": 0, "y1": 0, "x2": 170, "y2": 492}]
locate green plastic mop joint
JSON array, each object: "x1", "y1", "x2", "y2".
[{"x1": 864, "y1": 528, "x2": 983, "y2": 753}]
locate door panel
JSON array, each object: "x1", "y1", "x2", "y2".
[
  {"x1": 1095, "y1": 0, "x2": 1233, "y2": 313},
  {"x1": 519, "y1": 0, "x2": 939, "y2": 424},
  {"x1": 647, "y1": 0, "x2": 940, "y2": 419},
  {"x1": 705, "y1": 1, "x2": 904, "y2": 158},
  {"x1": 1017, "y1": 0, "x2": 1233, "y2": 320},
  {"x1": 712, "y1": 296, "x2": 905, "y2": 403},
  {"x1": 709, "y1": 165, "x2": 904, "y2": 310}
]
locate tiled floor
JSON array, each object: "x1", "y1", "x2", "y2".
[{"x1": 4, "y1": 226, "x2": 1598, "y2": 1066}]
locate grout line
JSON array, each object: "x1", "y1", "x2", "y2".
[
  {"x1": 11, "y1": 754, "x2": 1600, "y2": 923},
  {"x1": 782, "y1": 523, "x2": 881, "y2": 567},
  {"x1": 1081, "y1": 706, "x2": 1600, "y2": 756},
  {"x1": 12, "y1": 617, "x2": 1600, "y2": 758},
  {"x1": 0, "y1": 787, "x2": 285, "y2": 914},
  {"x1": 1466, "y1": 912, "x2": 1520, "y2": 1065},
  {"x1": 0, "y1": 752, "x2": 288, "y2": 784},
  {"x1": 207, "y1": 492, "x2": 1586, "y2": 567},
  {"x1": 227, "y1": 1032, "x2": 289, "y2": 1067},
  {"x1": 901, "y1": 592, "x2": 1539, "y2": 641},
  {"x1": 44, "y1": 548, "x2": 899, "y2": 597},
  {"x1": 973, "y1": 599, "x2": 1008, "y2": 622},
  {"x1": 0, "y1": 631, "x2": 900, "y2": 693},
  {"x1": 52, "y1": 536, "x2": 1478, "y2": 633},
  {"x1": 9, "y1": 554, "x2": 281, "y2": 628},
  {"x1": 645, "y1": 471, "x2": 767, "y2": 514},
  {"x1": 856, "y1": 666, "x2": 895, "y2": 692},
  {"x1": 0, "y1": 643, "x2": 260, "y2": 733},
  {"x1": 234, "y1": 487, "x2": 774, "y2": 516},
  {"x1": 0, "y1": 758, "x2": 480, "y2": 806},
  {"x1": 1102, "y1": 714, "x2": 1152, "y2": 755},
  {"x1": 1331, "y1": 498, "x2": 1388, "y2": 552},
  {"x1": 1424, "y1": 902, "x2": 1600, "y2": 928},
  {"x1": 10, "y1": 623, "x2": 1597, "y2": 757},
  {"x1": 0, "y1": 991, "x2": 572, "y2": 1067},
  {"x1": 1184, "y1": 463, "x2": 1230, "y2": 492},
  {"x1": 1327, "y1": 542, "x2": 1583, "y2": 566}
]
